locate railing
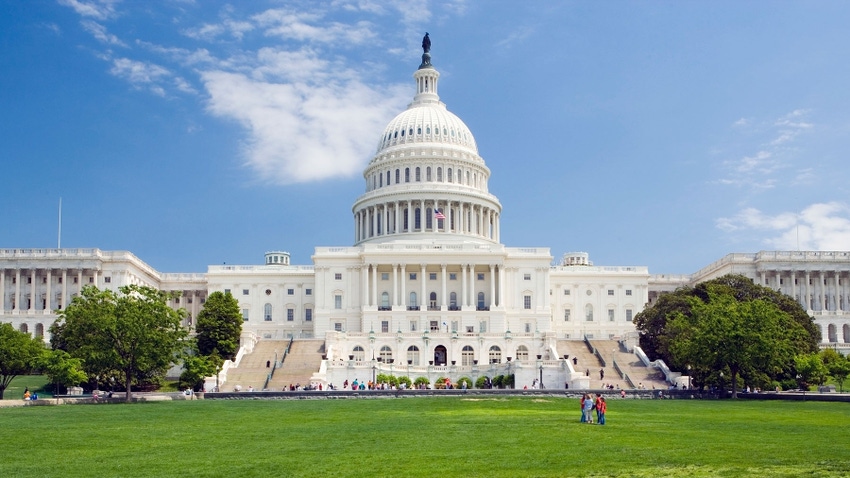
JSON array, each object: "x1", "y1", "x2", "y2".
[
  {"x1": 584, "y1": 335, "x2": 606, "y2": 367},
  {"x1": 634, "y1": 346, "x2": 676, "y2": 384}
]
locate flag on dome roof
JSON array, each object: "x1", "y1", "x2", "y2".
[{"x1": 435, "y1": 210, "x2": 446, "y2": 219}]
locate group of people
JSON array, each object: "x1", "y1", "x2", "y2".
[
  {"x1": 22, "y1": 387, "x2": 37, "y2": 401},
  {"x1": 579, "y1": 393, "x2": 606, "y2": 425}
]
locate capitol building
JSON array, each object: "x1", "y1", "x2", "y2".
[{"x1": 2, "y1": 42, "x2": 849, "y2": 389}]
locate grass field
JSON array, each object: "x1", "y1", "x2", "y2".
[{"x1": 1, "y1": 397, "x2": 847, "y2": 477}]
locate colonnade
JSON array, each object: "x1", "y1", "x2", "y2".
[
  {"x1": 354, "y1": 199, "x2": 499, "y2": 243},
  {"x1": 760, "y1": 269, "x2": 850, "y2": 312},
  {"x1": 0, "y1": 267, "x2": 96, "y2": 313}
]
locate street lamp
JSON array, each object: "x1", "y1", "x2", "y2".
[{"x1": 539, "y1": 364, "x2": 544, "y2": 389}]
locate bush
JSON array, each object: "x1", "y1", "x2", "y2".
[
  {"x1": 475, "y1": 376, "x2": 490, "y2": 389},
  {"x1": 456, "y1": 376, "x2": 473, "y2": 389},
  {"x1": 397, "y1": 376, "x2": 412, "y2": 389},
  {"x1": 434, "y1": 376, "x2": 448, "y2": 389},
  {"x1": 413, "y1": 377, "x2": 430, "y2": 388}
]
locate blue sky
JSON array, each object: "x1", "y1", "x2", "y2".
[{"x1": 2, "y1": 1, "x2": 850, "y2": 274}]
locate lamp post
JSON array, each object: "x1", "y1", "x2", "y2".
[
  {"x1": 506, "y1": 356, "x2": 512, "y2": 389},
  {"x1": 539, "y1": 364, "x2": 544, "y2": 389}
]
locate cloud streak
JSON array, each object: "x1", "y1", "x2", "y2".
[{"x1": 717, "y1": 202, "x2": 850, "y2": 251}]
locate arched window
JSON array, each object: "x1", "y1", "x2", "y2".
[
  {"x1": 264, "y1": 303, "x2": 272, "y2": 321},
  {"x1": 403, "y1": 209, "x2": 409, "y2": 232},
  {"x1": 437, "y1": 167, "x2": 443, "y2": 182},
  {"x1": 429, "y1": 292, "x2": 437, "y2": 310},
  {"x1": 450, "y1": 292, "x2": 458, "y2": 310},
  {"x1": 844, "y1": 324, "x2": 850, "y2": 343},
  {"x1": 353, "y1": 345, "x2": 365, "y2": 361},
  {"x1": 462, "y1": 345, "x2": 475, "y2": 366},
  {"x1": 405, "y1": 168, "x2": 410, "y2": 183},
  {"x1": 381, "y1": 292, "x2": 390, "y2": 309},
  {"x1": 828, "y1": 324, "x2": 838, "y2": 342},
  {"x1": 19, "y1": 323, "x2": 28, "y2": 334},
  {"x1": 426, "y1": 167, "x2": 432, "y2": 181},
  {"x1": 395, "y1": 169, "x2": 400, "y2": 184},
  {"x1": 386, "y1": 171, "x2": 390, "y2": 185},
  {"x1": 426, "y1": 207, "x2": 433, "y2": 230},
  {"x1": 585, "y1": 304, "x2": 594, "y2": 321},
  {"x1": 516, "y1": 345, "x2": 529, "y2": 362},
  {"x1": 415, "y1": 167, "x2": 421, "y2": 181},
  {"x1": 407, "y1": 345, "x2": 420, "y2": 366},
  {"x1": 477, "y1": 292, "x2": 485, "y2": 310},
  {"x1": 379, "y1": 174, "x2": 382, "y2": 187},
  {"x1": 415, "y1": 208, "x2": 421, "y2": 230},
  {"x1": 35, "y1": 323, "x2": 44, "y2": 338},
  {"x1": 489, "y1": 345, "x2": 502, "y2": 364},
  {"x1": 448, "y1": 168, "x2": 453, "y2": 183},
  {"x1": 409, "y1": 292, "x2": 418, "y2": 308},
  {"x1": 380, "y1": 345, "x2": 393, "y2": 363}
]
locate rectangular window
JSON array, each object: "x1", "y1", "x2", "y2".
[
  {"x1": 523, "y1": 295, "x2": 532, "y2": 310},
  {"x1": 287, "y1": 289, "x2": 294, "y2": 295},
  {"x1": 626, "y1": 309, "x2": 633, "y2": 322},
  {"x1": 287, "y1": 309, "x2": 294, "y2": 321},
  {"x1": 449, "y1": 273, "x2": 457, "y2": 280},
  {"x1": 479, "y1": 321, "x2": 487, "y2": 333},
  {"x1": 451, "y1": 321, "x2": 458, "y2": 333},
  {"x1": 410, "y1": 273, "x2": 417, "y2": 280},
  {"x1": 58, "y1": 277, "x2": 62, "y2": 284},
  {"x1": 334, "y1": 322, "x2": 343, "y2": 332},
  {"x1": 524, "y1": 323, "x2": 531, "y2": 333},
  {"x1": 607, "y1": 289, "x2": 614, "y2": 296},
  {"x1": 429, "y1": 273, "x2": 437, "y2": 280},
  {"x1": 334, "y1": 273, "x2": 342, "y2": 280},
  {"x1": 73, "y1": 277, "x2": 78, "y2": 284},
  {"x1": 381, "y1": 320, "x2": 389, "y2": 333},
  {"x1": 608, "y1": 309, "x2": 615, "y2": 321},
  {"x1": 334, "y1": 295, "x2": 342, "y2": 309},
  {"x1": 564, "y1": 309, "x2": 571, "y2": 321},
  {"x1": 242, "y1": 309, "x2": 249, "y2": 322},
  {"x1": 430, "y1": 321, "x2": 439, "y2": 331},
  {"x1": 306, "y1": 289, "x2": 312, "y2": 295},
  {"x1": 381, "y1": 273, "x2": 389, "y2": 280},
  {"x1": 224, "y1": 288, "x2": 230, "y2": 294},
  {"x1": 626, "y1": 289, "x2": 632, "y2": 296},
  {"x1": 104, "y1": 277, "x2": 111, "y2": 283},
  {"x1": 305, "y1": 309, "x2": 312, "y2": 321},
  {"x1": 410, "y1": 321, "x2": 417, "y2": 332},
  {"x1": 477, "y1": 273, "x2": 484, "y2": 280},
  {"x1": 523, "y1": 274, "x2": 531, "y2": 281},
  {"x1": 564, "y1": 289, "x2": 570, "y2": 295},
  {"x1": 174, "y1": 298, "x2": 180, "y2": 304},
  {"x1": 89, "y1": 277, "x2": 93, "y2": 283},
  {"x1": 243, "y1": 289, "x2": 249, "y2": 295}
]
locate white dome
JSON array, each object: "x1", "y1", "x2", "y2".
[{"x1": 375, "y1": 103, "x2": 479, "y2": 156}]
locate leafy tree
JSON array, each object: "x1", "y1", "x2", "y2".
[
  {"x1": 634, "y1": 274, "x2": 820, "y2": 395},
  {"x1": 195, "y1": 291, "x2": 242, "y2": 381},
  {"x1": 0, "y1": 323, "x2": 46, "y2": 399},
  {"x1": 53, "y1": 285, "x2": 188, "y2": 402},
  {"x1": 179, "y1": 353, "x2": 218, "y2": 392},
  {"x1": 794, "y1": 353, "x2": 828, "y2": 390},
  {"x1": 41, "y1": 349, "x2": 87, "y2": 396},
  {"x1": 821, "y1": 349, "x2": 850, "y2": 392}
]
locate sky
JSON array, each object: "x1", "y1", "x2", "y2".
[{"x1": 2, "y1": 1, "x2": 850, "y2": 275}]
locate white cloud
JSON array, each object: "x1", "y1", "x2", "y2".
[
  {"x1": 81, "y1": 20, "x2": 126, "y2": 46},
  {"x1": 201, "y1": 66, "x2": 408, "y2": 184},
  {"x1": 253, "y1": 9, "x2": 377, "y2": 46},
  {"x1": 58, "y1": 0, "x2": 119, "y2": 20},
  {"x1": 717, "y1": 202, "x2": 850, "y2": 251},
  {"x1": 110, "y1": 58, "x2": 171, "y2": 96}
]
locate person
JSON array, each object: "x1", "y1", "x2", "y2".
[
  {"x1": 600, "y1": 369, "x2": 604, "y2": 380},
  {"x1": 23, "y1": 388, "x2": 31, "y2": 400},
  {"x1": 579, "y1": 394, "x2": 586, "y2": 423},
  {"x1": 572, "y1": 357, "x2": 578, "y2": 366},
  {"x1": 620, "y1": 389, "x2": 626, "y2": 399},
  {"x1": 598, "y1": 397, "x2": 607, "y2": 425},
  {"x1": 595, "y1": 394, "x2": 603, "y2": 423},
  {"x1": 583, "y1": 393, "x2": 594, "y2": 424}
]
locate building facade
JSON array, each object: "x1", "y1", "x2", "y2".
[{"x1": 2, "y1": 45, "x2": 848, "y2": 388}]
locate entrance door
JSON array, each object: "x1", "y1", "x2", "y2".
[{"x1": 434, "y1": 345, "x2": 447, "y2": 366}]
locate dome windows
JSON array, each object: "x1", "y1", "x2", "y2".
[{"x1": 417, "y1": 127, "x2": 422, "y2": 135}]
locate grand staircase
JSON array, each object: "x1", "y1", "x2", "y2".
[
  {"x1": 267, "y1": 340, "x2": 325, "y2": 390},
  {"x1": 556, "y1": 339, "x2": 667, "y2": 390},
  {"x1": 221, "y1": 340, "x2": 288, "y2": 391}
]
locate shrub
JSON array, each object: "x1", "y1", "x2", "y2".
[
  {"x1": 456, "y1": 376, "x2": 473, "y2": 389},
  {"x1": 475, "y1": 376, "x2": 490, "y2": 389},
  {"x1": 413, "y1": 377, "x2": 430, "y2": 388},
  {"x1": 397, "y1": 376, "x2": 412, "y2": 388},
  {"x1": 434, "y1": 376, "x2": 448, "y2": 389}
]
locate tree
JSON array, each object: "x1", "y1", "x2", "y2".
[
  {"x1": 53, "y1": 285, "x2": 188, "y2": 402},
  {"x1": 634, "y1": 274, "x2": 820, "y2": 394},
  {"x1": 195, "y1": 291, "x2": 242, "y2": 361},
  {"x1": 0, "y1": 323, "x2": 46, "y2": 399},
  {"x1": 41, "y1": 349, "x2": 87, "y2": 396},
  {"x1": 179, "y1": 353, "x2": 218, "y2": 392},
  {"x1": 821, "y1": 349, "x2": 850, "y2": 392}
]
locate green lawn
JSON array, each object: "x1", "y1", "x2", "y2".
[
  {"x1": 1, "y1": 397, "x2": 847, "y2": 477},
  {"x1": 3, "y1": 374, "x2": 52, "y2": 399}
]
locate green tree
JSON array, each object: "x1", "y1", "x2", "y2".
[
  {"x1": 634, "y1": 274, "x2": 820, "y2": 393},
  {"x1": 0, "y1": 323, "x2": 46, "y2": 399},
  {"x1": 41, "y1": 349, "x2": 87, "y2": 396},
  {"x1": 53, "y1": 285, "x2": 188, "y2": 402},
  {"x1": 821, "y1": 349, "x2": 850, "y2": 392},
  {"x1": 195, "y1": 291, "x2": 242, "y2": 360},
  {"x1": 794, "y1": 353, "x2": 828, "y2": 390},
  {"x1": 179, "y1": 353, "x2": 218, "y2": 392}
]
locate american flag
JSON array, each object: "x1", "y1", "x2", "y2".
[{"x1": 435, "y1": 210, "x2": 446, "y2": 219}]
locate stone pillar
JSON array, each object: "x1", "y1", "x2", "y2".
[
  {"x1": 819, "y1": 273, "x2": 825, "y2": 312},
  {"x1": 421, "y1": 264, "x2": 427, "y2": 309},
  {"x1": 371, "y1": 264, "x2": 378, "y2": 307},
  {"x1": 14, "y1": 269, "x2": 21, "y2": 311},
  {"x1": 441, "y1": 264, "x2": 447, "y2": 309},
  {"x1": 29, "y1": 269, "x2": 36, "y2": 312},
  {"x1": 0, "y1": 268, "x2": 5, "y2": 311},
  {"x1": 362, "y1": 265, "x2": 369, "y2": 306},
  {"x1": 46, "y1": 269, "x2": 52, "y2": 312},
  {"x1": 489, "y1": 264, "x2": 496, "y2": 308},
  {"x1": 400, "y1": 264, "x2": 407, "y2": 308},
  {"x1": 62, "y1": 270, "x2": 67, "y2": 310},
  {"x1": 392, "y1": 264, "x2": 399, "y2": 307},
  {"x1": 461, "y1": 264, "x2": 468, "y2": 309}
]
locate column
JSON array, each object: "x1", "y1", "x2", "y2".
[
  {"x1": 406, "y1": 201, "x2": 412, "y2": 232},
  {"x1": 775, "y1": 271, "x2": 781, "y2": 292},
  {"x1": 791, "y1": 271, "x2": 797, "y2": 306},
  {"x1": 400, "y1": 264, "x2": 407, "y2": 308},
  {"x1": 93, "y1": 270, "x2": 98, "y2": 288},
  {"x1": 461, "y1": 264, "x2": 467, "y2": 309},
  {"x1": 29, "y1": 269, "x2": 36, "y2": 312},
  {"x1": 61, "y1": 270, "x2": 67, "y2": 310},
  {"x1": 392, "y1": 264, "x2": 399, "y2": 307},
  {"x1": 489, "y1": 264, "x2": 496, "y2": 308},
  {"x1": 394, "y1": 201, "x2": 400, "y2": 235},
  {"x1": 362, "y1": 265, "x2": 369, "y2": 305},
  {"x1": 819, "y1": 272, "x2": 825, "y2": 311},
  {"x1": 0, "y1": 268, "x2": 5, "y2": 311},
  {"x1": 371, "y1": 264, "x2": 378, "y2": 307},
  {"x1": 421, "y1": 264, "x2": 427, "y2": 310},
  {"x1": 805, "y1": 272, "x2": 811, "y2": 310},
  {"x1": 77, "y1": 270, "x2": 83, "y2": 296},
  {"x1": 441, "y1": 264, "x2": 447, "y2": 309},
  {"x1": 46, "y1": 269, "x2": 52, "y2": 312},
  {"x1": 498, "y1": 265, "x2": 505, "y2": 308},
  {"x1": 14, "y1": 269, "x2": 21, "y2": 311}
]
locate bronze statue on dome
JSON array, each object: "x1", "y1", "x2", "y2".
[{"x1": 422, "y1": 32, "x2": 431, "y2": 53}]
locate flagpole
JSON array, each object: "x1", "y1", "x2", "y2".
[{"x1": 58, "y1": 197, "x2": 62, "y2": 249}]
